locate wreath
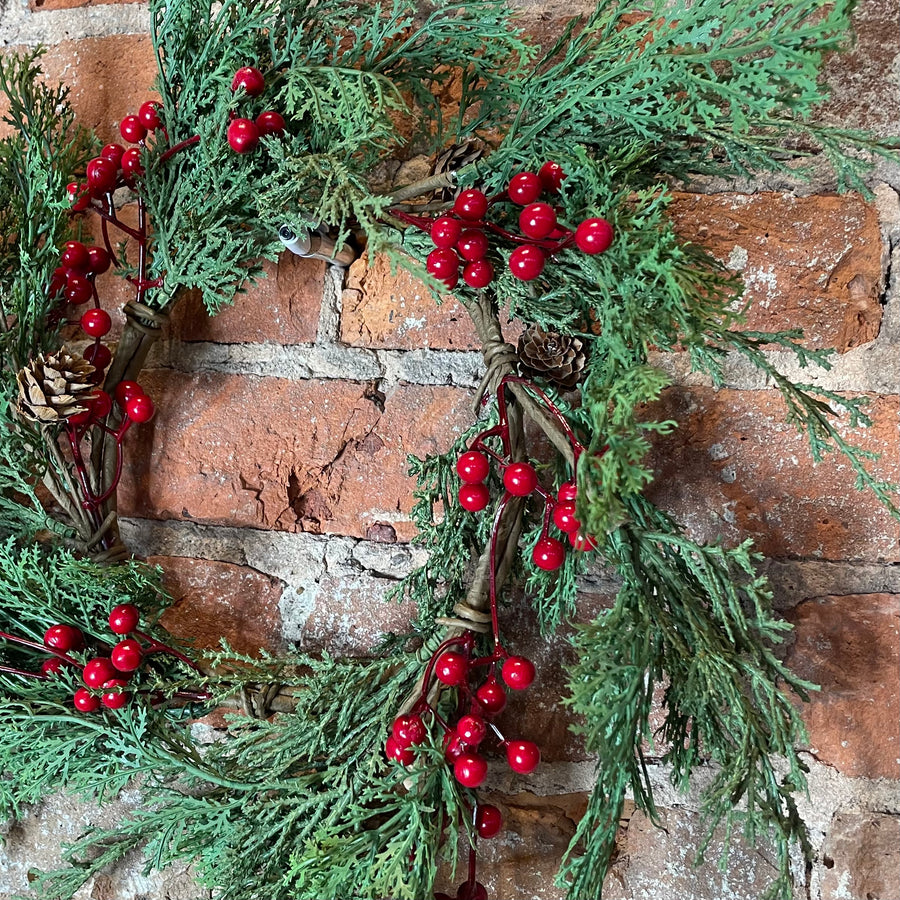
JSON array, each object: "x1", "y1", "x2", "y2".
[{"x1": 0, "y1": 1, "x2": 896, "y2": 898}]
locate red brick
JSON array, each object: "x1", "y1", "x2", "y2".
[
  {"x1": 645, "y1": 388, "x2": 900, "y2": 561},
  {"x1": 118, "y1": 373, "x2": 474, "y2": 541},
  {"x1": 169, "y1": 255, "x2": 325, "y2": 344},
  {"x1": 820, "y1": 812, "x2": 900, "y2": 900},
  {"x1": 669, "y1": 192, "x2": 884, "y2": 351},
  {"x1": 785, "y1": 593, "x2": 899, "y2": 780},
  {"x1": 150, "y1": 556, "x2": 285, "y2": 655}
]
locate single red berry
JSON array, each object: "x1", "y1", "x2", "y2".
[
  {"x1": 67, "y1": 405, "x2": 94, "y2": 427},
  {"x1": 552, "y1": 501, "x2": 581, "y2": 534},
  {"x1": 65, "y1": 272, "x2": 93, "y2": 305},
  {"x1": 532, "y1": 536, "x2": 565, "y2": 571},
  {"x1": 385, "y1": 735, "x2": 415, "y2": 766},
  {"x1": 86, "y1": 245, "x2": 111, "y2": 275},
  {"x1": 453, "y1": 752, "x2": 488, "y2": 788},
  {"x1": 83, "y1": 657, "x2": 117, "y2": 689},
  {"x1": 506, "y1": 740, "x2": 540, "y2": 774},
  {"x1": 508, "y1": 171, "x2": 542, "y2": 205},
  {"x1": 41, "y1": 658, "x2": 65, "y2": 677},
  {"x1": 68, "y1": 182, "x2": 91, "y2": 211},
  {"x1": 43, "y1": 623, "x2": 83, "y2": 652},
  {"x1": 458, "y1": 483, "x2": 490, "y2": 512},
  {"x1": 557, "y1": 480, "x2": 578, "y2": 502},
  {"x1": 443, "y1": 733, "x2": 467, "y2": 762},
  {"x1": 91, "y1": 390, "x2": 113, "y2": 419},
  {"x1": 501, "y1": 656, "x2": 536, "y2": 690},
  {"x1": 575, "y1": 217, "x2": 614, "y2": 254},
  {"x1": 111, "y1": 639, "x2": 143, "y2": 673},
  {"x1": 86, "y1": 157, "x2": 118, "y2": 195},
  {"x1": 392, "y1": 714, "x2": 427, "y2": 747},
  {"x1": 538, "y1": 161, "x2": 566, "y2": 193},
  {"x1": 519, "y1": 202, "x2": 557, "y2": 240},
  {"x1": 435, "y1": 651, "x2": 468, "y2": 686},
  {"x1": 61, "y1": 241, "x2": 90, "y2": 272},
  {"x1": 569, "y1": 531, "x2": 598, "y2": 552},
  {"x1": 456, "y1": 450, "x2": 490, "y2": 484},
  {"x1": 231, "y1": 66, "x2": 266, "y2": 96},
  {"x1": 426, "y1": 248, "x2": 460, "y2": 289},
  {"x1": 81, "y1": 308, "x2": 112, "y2": 338},
  {"x1": 463, "y1": 259, "x2": 494, "y2": 289},
  {"x1": 114, "y1": 381, "x2": 145, "y2": 407},
  {"x1": 119, "y1": 115, "x2": 147, "y2": 144},
  {"x1": 456, "y1": 229, "x2": 489, "y2": 262},
  {"x1": 255, "y1": 110, "x2": 286, "y2": 136},
  {"x1": 475, "y1": 804, "x2": 503, "y2": 838},
  {"x1": 503, "y1": 461, "x2": 538, "y2": 497},
  {"x1": 101, "y1": 679, "x2": 130, "y2": 710},
  {"x1": 228, "y1": 118, "x2": 260, "y2": 154},
  {"x1": 138, "y1": 100, "x2": 163, "y2": 130},
  {"x1": 125, "y1": 394, "x2": 155, "y2": 423},
  {"x1": 73, "y1": 687, "x2": 101, "y2": 712},
  {"x1": 453, "y1": 189, "x2": 488, "y2": 221},
  {"x1": 456, "y1": 714, "x2": 487, "y2": 745},
  {"x1": 100, "y1": 143, "x2": 125, "y2": 166},
  {"x1": 475, "y1": 678, "x2": 507, "y2": 715},
  {"x1": 109, "y1": 603, "x2": 140, "y2": 635},
  {"x1": 430, "y1": 216, "x2": 462, "y2": 249},
  {"x1": 121, "y1": 147, "x2": 145, "y2": 179},
  {"x1": 508, "y1": 245, "x2": 545, "y2": 281},
  {"x1": 83, "y1": 343, "x2": 112, "y2": 370},
  {"x1": 48, "y1": 267, "x2": 67, "y2": 297}
]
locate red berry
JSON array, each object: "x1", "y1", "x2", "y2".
[
  {"x1": 463, "y1": 260, "x2": 494, "y2": 289},
  {"x1": 86, "y1": 246, "x2": 111, "y2": 275},
  {"x1": 475, "y1": 678, "x2": 506, "y2": 715},
  {"x1": 91, "y1": 391, "x2": 113, "y2": 419},
  {"x1": 255, "y1": 110, "x2": 285, "y2": 136},
  {"x1": 456, "y1": 450, "x2": 490, "y2": 484},
  {"x1": 83, "y1": 343, "x2": 112, "y2": 371},
  {"x1": 456, "y1": 714, "x2": 487, "y2": 745},
  {"x1": 48, "y1": 267, "x2": 67, "y2": 297},
  {"x1": 430, "y1": 216, "x2": 462, "y2": 249},
  {"x1": 68, "y1": 182, "x2": 91, "y2": 211},
  {"x1": 435, "y1": 651, "x2": 468, "y2": 686},
  {"x1": 426, "y1": 248, "x2": 460, "y2": 289},
  {"x1": 508, "y1": 171, "x2": 542, "y2": 205},
  {"x1": 519, "y1": 202, "x2": 557, "y2": 240},
  {"x1": 444, "y1": 733, "x2": 467, "y2": 762},
  {"x1": 43, "y1": 623, "x2": 84, "y2": 652},
  {"x1": 532, "y1": 536, "x2": 565, "y2": 571},
  {"x1": 475, "y1": 804, "x2": 503, "y2": 838},
  {"x1": 453, "y1": 189, "x2": 488, "y2": 221},
  {"x1": 557, "y1": 480, "x2": 578, "y2": 502},
  {"x1": 125, "y1": 394, "x2": 155, "y2": 423},
  {"x1": 101, "y1": 679, "x2": 130, "y2": 710},
  {"x1": 41, "y1": 658, "x2": 65, "y2": 677},
  {"x1": 453, "y1": 752, "x2": 488, "y2": 788},
  {"x1": 392, "y1": 714, "x2": 427, "y2": 747},
  {"x1": 569, "y1": 531, "x2": 598, "y2": 551},
  {"x1": 67, "y1": 405, "x2": 93, "y2": 427},
  {"x1": 552, "y1": 501, "x2": 581, "y2": 534},
  {"x1": 114, "y1": 381, "x2": 145, "y2": 407},
  {"x1": 456, "y1": 229, "x2": 489, "y2": 262},
  {"x1": 232, "y1": 66, "x2": 266, "y2": 96},
  {"x1": 501, "y1": 656, "x2": 536, "y2": 690},
  {"x1": 81, "y1": 308, "x2": 112, "y2": 338},
  {"x1": 119, "y1": 115, "x2": 147, "y2": 144},
  {"x1": 508, "y1": 245, "x2": 545, "y2": 281},
  {"x1": 503, "y1": 461, "x2": 538, "y2": 497},
  {"x1": 228, "y1": 118, "x2": 260, "y2": 154},
  {"x1": 138, "y1": 100, "x2": 163, "y2": 130},
  {"x1": 111, "y1": 639, "x2": 143, "y2": 673},
  {"x1": 575, "y1": 217, "x2": 614, "y2": 254},
  {"x1": 65, "y1": 272, "x2": 93, "y2": 305},
  {"x1": 83, "y1": 657, "x2": 117, "y2": 689},
  {"x1": 86, "y1": 157, "x2": 118, "y2": 195},
  {"x1": 121, "y1": 147, "x2": 144, "y2": 179},
  {"x1": 538, "y1": 161, "x2": 566, "y2": 193},
  {"x1": 61, "y1": 241, "x2": 90, "y2": 272},
  {"x1": 109, "y1": 603, "x2": 140, "y2": 635},
  {"x1": 100, "y1": 143, "x2": 125, "y2": 166},
  {"x1": 458, "y1": 482, "x2": 490, "y2": 512},
  {"x1": 506, "y1": 739, "x2": 540, "y2": 774},
  {"x1": 73, "y1": 687, "x2": 100, "y2": 712},
  {"x1": 385, "y1": 735, "x2": 415, "y2": 766}
]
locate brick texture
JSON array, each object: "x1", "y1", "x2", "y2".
[{"x1": 820, "y1": 812, "x2": 900, "y2": 900}]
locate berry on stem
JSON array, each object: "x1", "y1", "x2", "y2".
[
  {"x1": 456, "y1": 229, "x2": 489, "y2": 262},
  {"x1": 569, "y1": 531, "x2": 598, "y2": 551},
  {"x1": 81, "y1": 308, "x2": 112, "y2": 338},
  {"x1": 501, "y1": 656, "x2": 535, "y2": 690},
  {"x1": 119, "y1": 115, "x2": 147, "y2": 144},
  {"x1": 109, "y1": 603, "x2": 140, "y2": 635},
  {"x1": 575, "y1": 217, "x2": 614, "y2": 254},
  {"x1": 443, "y1": 733, "x2": 467, "y2": 762},
  {"x1": 41, "y1": 658, "x2": 65, "y2": 677},
  {"x1": 61, "y1": 241, "x2": 90, "y2": 272},
  {"x1": 138, "y1": 100, "x2": 163, "y2": 131},
  {"x1": 426, "y1": 248, "x2": 460, "y2": 289},
  {"x1": 228, "y1": 118, "x2": 260, "y2": 154},
  {"x1": 503, "y1": 461, "x2": 538, "y2": 497},
  {"x1": 453, "y1": 752, "x2": 488, "y2": 788},
  {"x1": 385, "y1": 735, "x2": 416, "y2": 766},
  {"x1": 458, "y1": 483, "x2": 490, "y2": 512},
  {"x1": 68, "y1": 182, "x2": 90, "y2": 211},
  {"x1": 111, "y1": 639, "x2": 143, "y2": 673},
  {"x1": 73, "y1": 687, "x2": 101, "y2": 712},
  {"x1": 101, "y1": 143, "x2": 125, "y2": 166},
  {"x1": 508, "y1": 245, "x2": 545, "y2": 281},
  {"x1": 255, "y1": 110, "x2": 286, "y2": 136},
  {"x1": 392, "y1": 714, "x2": 427, "y2": 747},
  {"x1": 83, "y1": 343, "x2": 112, "y2": 371},
  {"x1": 552, "y1": 501, "x2": 581, "y2": 534},
  {"x1": 456, "y1": 714, "x2": 487, "y2": 745},
  {"x1": 125, "y1": 394, "x2": 156, "y2": 423},
  {"x1": 83, "y1": 657, "x2": 117, "y2": 689},
  {"x1": 456, "y1": 450, "x2": 490, "y2": 484},
  {"x1": 121, "y1": 148, "x2": 144, "y2": 179},
  {"x1": 101, "y1": 679, "x2": 130, "y2": 710},
  {"x1": 475, "y1": 804, "x2": 503, "y2": 838},
  {"x1": 475, "y1": 678, "x2": 506, "y2": 715},
  {"x1": 430, "y1": 216, "x2": 462, "y2": 249},
  {"x1": 557, "y1": 480, "x2": 578, "y2": 502},
  {"x1": 506, "y1": 739, "x2": 541, "y2": 774},
  {"x1": 519, "y1": 202, "x2": 557, "y2": 240},
  {"x1": 86, "y1": 157, "x2": 119, "y2": 195},
  {"x1": 65, "y1": 273, "x2": 93, "y2": 306},
  {"x1": 532, "y1": 536, "x2": 565, "y2": 571},
  {"x1": 463, "y1": 259, "x2": 494, "y2": 289},
  {"x1": 435, "y1": 651, "x2": 468, "y2": 686},
  {"x1": 453, "y1": 189, "x2": 488, "y2": 221},
  {"x1": 86, "y1": 246, "x2": 111, "y2": 275},
  {"x1": 508, "y1": 171, "x2": 542, "y2": 205},
  {"x1": 91, "y1": 391, "x2": 112, "y2": 418},
  {"x1": 232, "y1": 66, "x2": 266, "y2": 96},
  {"x1": 44, "y1": 623, "x2": 83, "y2": 652},
  {"x1": 538, "y1": 161, "x2": 566, "y2": 193}
]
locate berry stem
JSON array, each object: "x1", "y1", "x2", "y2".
[
  {"x1": 88, "y1": 204, "x2": 143, "y2": 242},
  {"x1": 158, "y1": 134, "x2": 201, "y2": 164},
  {"x1": 0, "y1": 630, "x2": 80, "y2": 666},
  {"x1": 136, "y1": 630, "x2": 206, "y2": 673},
  {"x1": 0, "y1": 663, "x2": 45, "y2": 680}
]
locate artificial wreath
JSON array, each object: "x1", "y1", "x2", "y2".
[{"x1": 0, "y1": 0, "x2": 897, "y2": 898}]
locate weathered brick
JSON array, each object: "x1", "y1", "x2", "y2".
[
  {"x1": 150, "y1": 555, "x2": 286, "y2": 655},
  {"x1": 645, "y1": 388, "x2": 900, "y2": 561},
  {"x1": 118, "y1": 373, "x2": 474, "y2": 541},
  {"x1": 784, "y1": 593, "x2": 900, "y2": 780},
  {"x1": 820, "y1": 812, "x2": 900, "y2": 900},
  {"x1": 28, "y1": 0, "x2": 141, "y2": 11},
  {"x1": 669, "y1": 192, "x2": 884, "y2": 351}
]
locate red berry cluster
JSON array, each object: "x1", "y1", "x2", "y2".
[{"x1": 227, "y1": 66, "x2": 286, "y2": 154}]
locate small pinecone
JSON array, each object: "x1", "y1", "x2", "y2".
[
  {"x1": 432, "y1": 140, "x2": 484, "y2": 201},
  {"x1": 517, "y1": 326, "x2": 587, "y2": 390},
  {"x1": 16, "y1": 348, "x2": 95, "y2": 424}
]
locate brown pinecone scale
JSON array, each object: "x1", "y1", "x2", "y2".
[
  {"x1": 517, "y1": 325, "x2": 587, "y2": 390},
  {"x1": 16, "y1": 348, "x2": 95, "y2": 424}
]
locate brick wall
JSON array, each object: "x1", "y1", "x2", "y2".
[{"x1": 1, "y1": 1, "x2": 899, "y2": 899}]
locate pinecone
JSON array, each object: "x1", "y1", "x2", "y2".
[
  {"x1": 16, "y1": 348, "x2": 96, "y2": 424},
  {"x1": 431, "y1": 140, "x2": 484, "y2": 201},
  {"x1": 517, "y1": 326, "x2": 587, "y2": 390}
]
